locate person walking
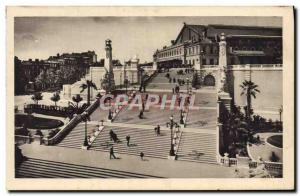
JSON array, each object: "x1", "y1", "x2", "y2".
[
  {"x1": 139, "y1": 110, "x2": 144, "y2": 119},
  {"x1": 157, "y1": 125, "x2": 160, "y2": 136},
  {"x1": 126, "y1": 135, "x2": 130, "y2": 147},
  {"x1": 109, "y1": 129, "x2": 114, "y2": 141},
  {"x1": 110, "y1": 146, "x2": 117, "y2": 159},
  {"x1": 140, "y1": 152, "x2": 144, "y2": 161}
]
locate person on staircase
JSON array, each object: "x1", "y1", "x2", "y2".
[
  {"x1": 126, "y1": 135, "x2": 131, "y2": 147},
  {"x1": 110, "y1": 146, "x2": 117, "y2": 159}
]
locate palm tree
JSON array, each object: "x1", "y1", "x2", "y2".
[
  {"x1": 72, "y1": 94, "x2": 83, "y2": 108},
  {"x1": 31, "y1": 92, "x2": 43, "y2": 105},
  {"x1": 80, "y1": 80, "x2": 97, "y2": 106},
  {"x1": 50, "y1": 92, "x2": 60, "y2": 106},
  {"x1": 240, "y1": 80, "x2": 260, "y2": 120}
]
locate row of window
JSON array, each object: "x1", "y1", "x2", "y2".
[
  {"x1": 158, "y1": 45, "x2": 218, "y2": 59},
  {"x1": 187, "y1": 58, "x2": 218, "y2": 66}
]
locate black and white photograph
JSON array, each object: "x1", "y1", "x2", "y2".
[{"x1": 6, "y1": 6, "x2": 295, "y2": 191}]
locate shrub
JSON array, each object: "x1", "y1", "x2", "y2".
[
  {"x1": 177, "y1": 70, "x2": 184, "y2": 75},
  {"x1": 35, "y1": 129, "x2": 43, "y2": 136}
]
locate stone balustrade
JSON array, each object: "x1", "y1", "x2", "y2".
[{"x1": 229, "y1": 64, "x2": 282, "y2": 70}]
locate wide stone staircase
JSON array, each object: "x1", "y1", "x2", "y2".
[
  {"x1": 16, "y1": 158, "x2": 162, "y2": 178},
  {"x1": 90, "y1": 126, "x2": 170, "y2": 159},
  {"x1": 176, "y1": 131, "x2": 217, "y2": 164},
  {"x1": 56, "y1": 123, "x2": 98, "y2": 149}
]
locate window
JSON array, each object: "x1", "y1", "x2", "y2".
[
  {"x1": 210, "y1": 59, "x2": 214, "y2": 65},
  {"x1": 202, "y1": 58, "x2": 206, "y2": 65},
  {"x1": 206, "y1": 46, "x2": 210, "y2": 54},
  {"x1": 192, "y1": 59, "x2": 195, "y2": 65}
]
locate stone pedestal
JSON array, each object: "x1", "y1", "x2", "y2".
[{"x1": 223, "y1": 153, "x2": 230, "y2": 167}]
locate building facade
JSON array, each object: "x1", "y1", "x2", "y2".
[
  {"x1": 153, "y1": 23, "x2": 282, "y2": 69},
  {"x1": 14, "y1": 51, "x2": 98, "y2": 94}
]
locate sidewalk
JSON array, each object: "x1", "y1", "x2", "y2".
[{"x1": 20, "y1": 144, "x2": 236, "y2": 178}]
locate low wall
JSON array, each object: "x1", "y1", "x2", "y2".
[{"x1": 43, "y1": 98, "x2": 100, "y2": 145}]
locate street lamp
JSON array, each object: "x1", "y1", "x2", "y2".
[
  {"x1": 180, "y1": 109, "x2": 184, "y2": 124},
  {"x1": 166, "y1": 115, "x2": 179, "y2": 156},
  {"x1": 82, "y1": 111, "x2": 89, "y2": 147},
  {"x1": 124, "y1": 76, "x2": 129, "y2": 95},
  {"x1": 139, "y1": 68, "x2": 144, "y2": 92},
  {"x1": 186, "y1": 77, "x2": 190, "y2": 94},
  {"x1": 279, "y1": 105, "x2": 283, "y2": 123}
]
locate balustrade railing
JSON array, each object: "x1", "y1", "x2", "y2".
[{"x1": 229, "y1": 64, "x2": 282, "y2": 70}]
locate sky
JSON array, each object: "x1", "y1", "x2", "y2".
[{"x1": 14, "y1": 16, "x2": 282, "y2": 63}]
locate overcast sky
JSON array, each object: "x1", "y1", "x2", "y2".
[{"x1": 14, "y1": 17, "x2": 282, "y2": 63}]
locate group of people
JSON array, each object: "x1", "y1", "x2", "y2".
[{"x1": 108, "y1": 130, "x2": 145, "y2": 161}]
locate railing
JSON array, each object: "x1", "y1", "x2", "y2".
[
  {"x1": 85, "y1": 99, "x2": 100, "y2": 116},
  {"x1": 43, "y1": 98, "x2": 100, "y2": 145},
  {"x1": 24, "y1": 104, "x2": 70, "y2": 118},
  {"x1": 43, "y1": 114, "x2": 82, "y2": 145},
  {"x1": 229, "y1": 158, "x2": 238, "y2": 166},
  {"x1": 229, "y1": 64, "x2": 283, "y2": 70},
  {"x1": 249, "y1": 161, "x2": 258, "y2": 168},
  {"x1": 264, "y1": 161, "x2": 283, "y2": 175}
]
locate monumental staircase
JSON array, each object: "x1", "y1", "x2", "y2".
[{"x1": 16, "y1": 158, "x2": 162, "y2": 178}]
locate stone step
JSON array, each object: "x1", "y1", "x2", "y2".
[{"x1": 16, "y1": 158, "x2": 162, "y2": 178}]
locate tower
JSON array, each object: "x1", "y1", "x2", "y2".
[
  {"x1": 101, "y1": 39, "x2": 115, "y2": 93},
  {"x1": 218, "y1": 33, "x2": 227, "y2": 93},
  {"x1": 104, "y1": 39, "x2": 113, "y2": 72}
]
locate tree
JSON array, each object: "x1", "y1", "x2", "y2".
[
  {"x1": 50, "y1": 92, "x2": 60, "y2": 106},
  {"x1": 35, "y1": 70, "x2": 48, "y2": 90},
  {"x1": 240, "y1": 80, "x2": 260, "y2": 120},
  {"x1": 72, "y1": 94, "x2": 83, "y2": 108},
  {"x1": 31, "y1": 92, "x2": 43, "y2": 105},
  {"x1": 80, "y1": 80, "x2": 97, "y2": 106}
]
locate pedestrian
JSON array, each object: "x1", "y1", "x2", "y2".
[
  {"x1": 154, "y1": 127, "x2": 157, "y2": 135},
  {"x1": 113, "y1": 133, "x2": 120, "y2": 143},
  {"x1": 109, "y1": 129, "x2": 114, "y2": 141},
  {"x1": 140, "y1": 152, "x2": 144, "y2": 161},
  {"x1": 126, "y1": 135, "x2": 130, "y2": 147},
  {"x1": 173, "y1": 78, "x2": 176, "y2": 83},
  {"x1": 157, "y1": 125, "x2": 160, "y2": 135},
  {"x1": 172, "y1": 88, "x2": 175, "y2": 94},
  {"x1": 139, "y1": 110, "x2": 143, "y2": 119},
  {"x1": 110, "y1": 146, "x2": 116, "y2": 159}
]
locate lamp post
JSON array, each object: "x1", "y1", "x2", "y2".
[
  {"x1": 186, "y1": 77, "x2": 190, "y2": 94},
  {"x1": 82, "y1": 111, "x2": 89, "y2": 147},
  {"x1": 180, "y1": 109, "x2": 184, "y2": 124},
  {"x1": 124, "y1": 76, "x2": 129, "y2": 94},
  {"x1": 279, "y1": 105, "x2": 283, "y2": 123},
  {"x1": 166, "y1": 115, "x2": 179, "y2": 156},
  {"x1": 139, "y1": 68, "x2": 144, "y2": 92}
]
